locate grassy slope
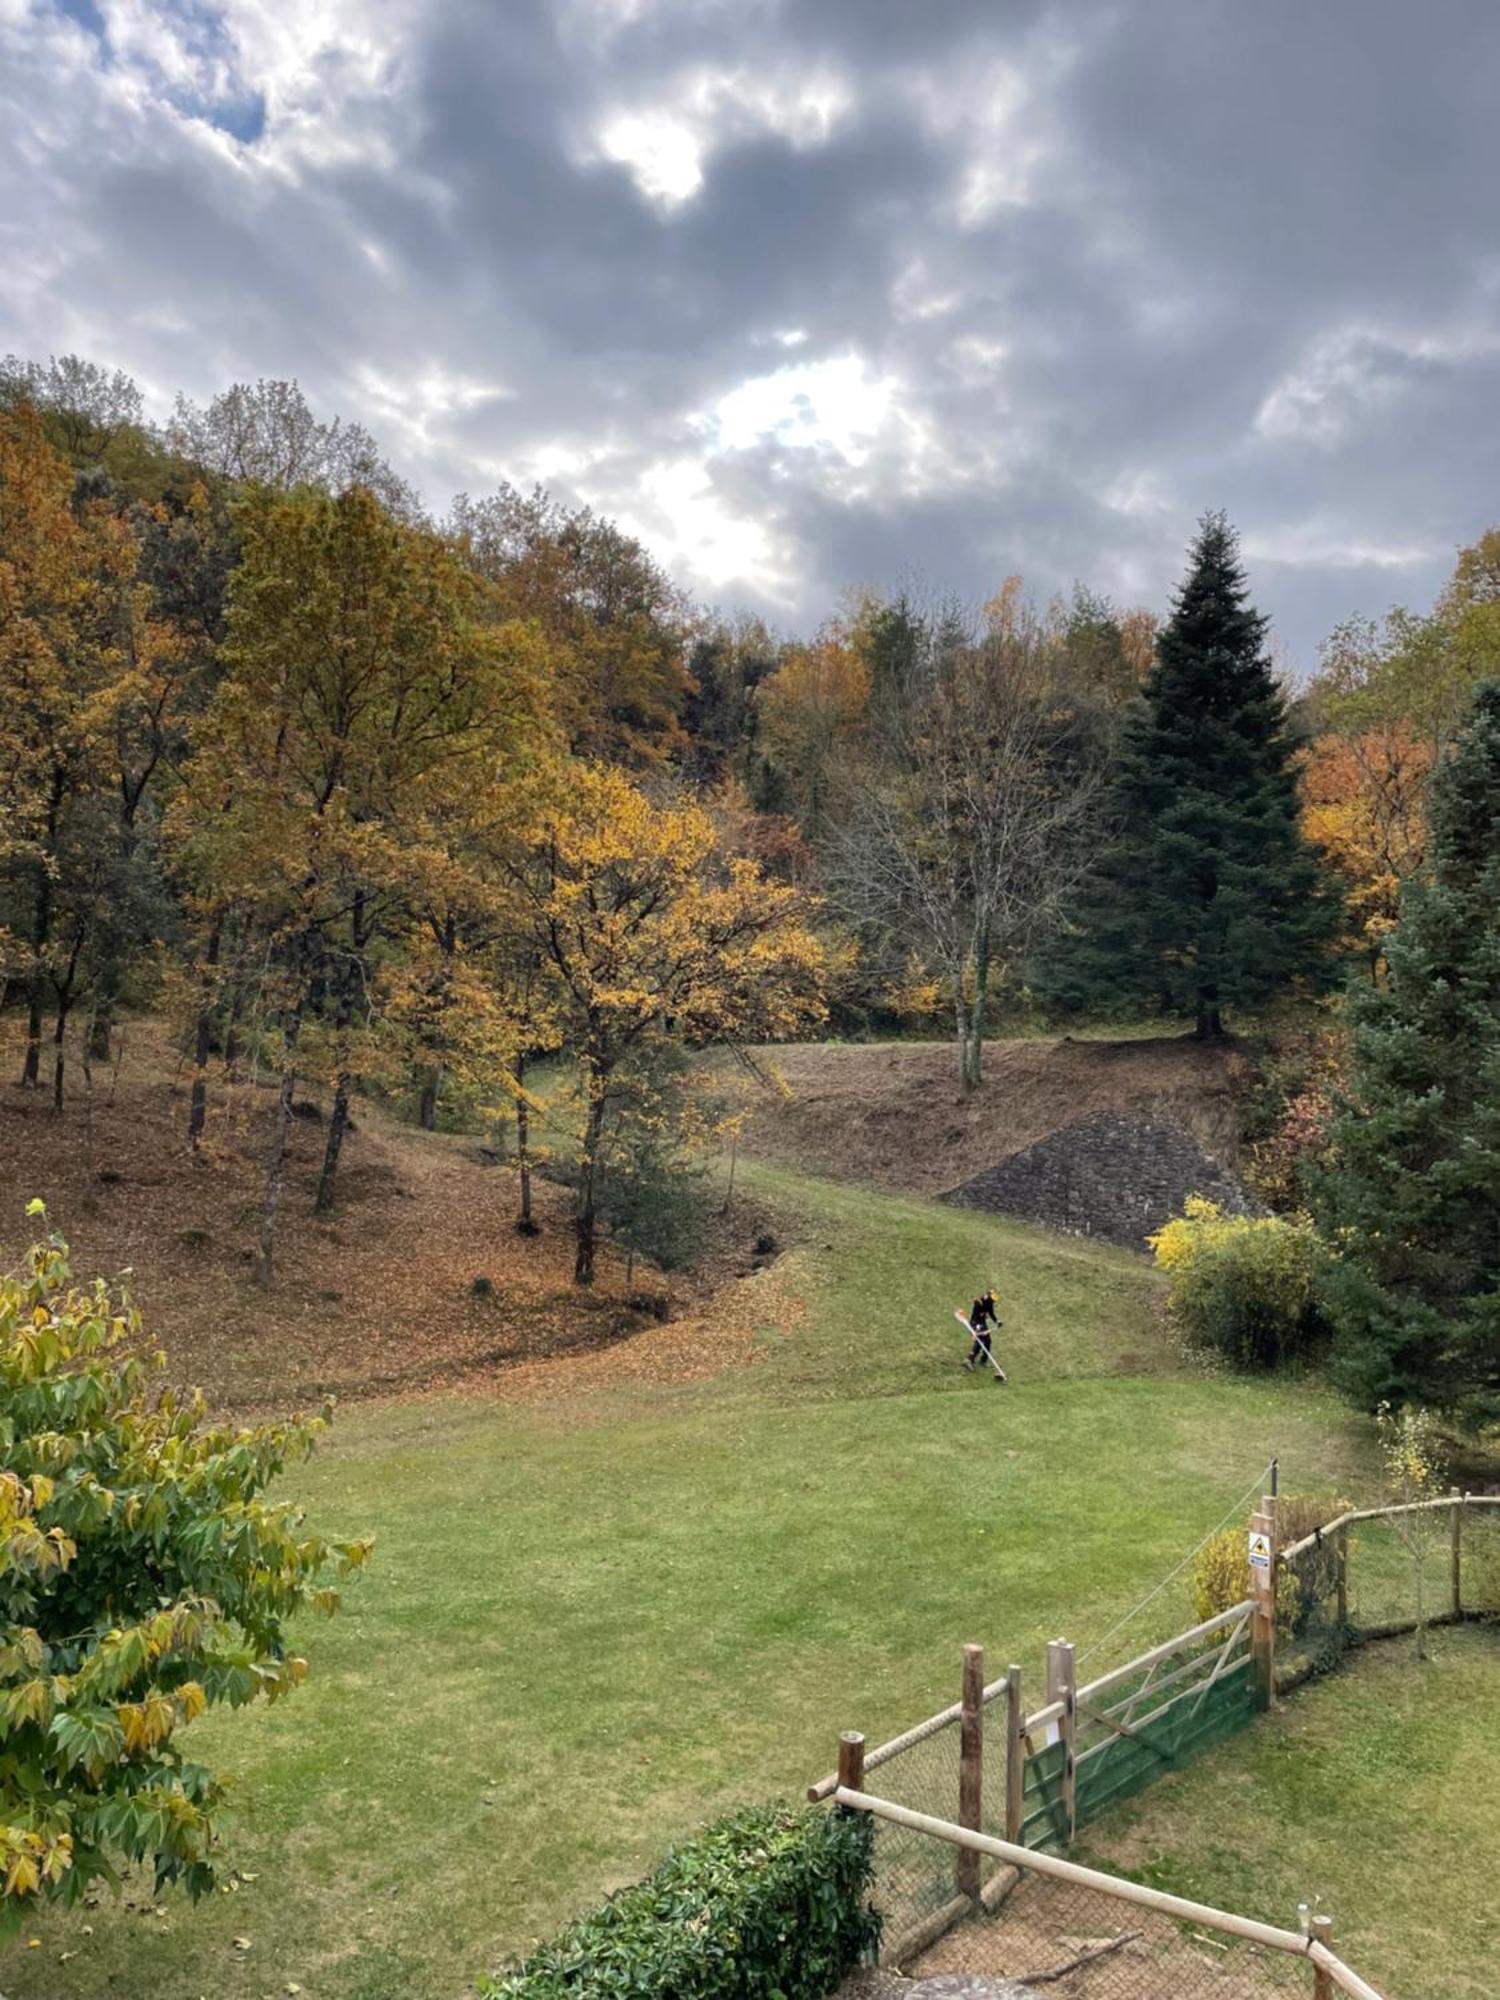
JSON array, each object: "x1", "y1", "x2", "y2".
[
  {"x1": 6, "y1": 1162, "x2": 1377, "y2": 2000},
  {"x1": 1086, "y1": 1623, "x2": 1500, "y2": 2000}
]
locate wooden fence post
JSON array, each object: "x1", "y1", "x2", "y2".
[
  {"x1": 838, "y1": 1730, "x2": 865, "y2": 1796},
  {"x1": 1450, "y1": 1489, "x2": 1463, "y2": 1618},
  {"x1": 958, "y1": 1645, "x2": 983, "y2": 1898},
  {"x1": 1047, "y1": 1639, "x2": 1077, "y2": 1843},
  {"x1": 1250, "y1": 1495, "x2": 1278, "y2": 1711},
  {"x1": 1310, "y1": 1913, "x2": 1334, "y2": 2000},
  {"x1": 1005, "y1": 1664, "x2": 1024, "y2": 1844}
]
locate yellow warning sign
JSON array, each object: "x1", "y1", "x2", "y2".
[{"x1": 1248, "y1": 1530, "x2": 1272, "y2": 1571}]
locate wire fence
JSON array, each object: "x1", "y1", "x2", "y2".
[
  {"x1": 814, "y1": 1487, "x2": 1499, "y2": 1988},
  {"x1": 1279, "y1": 1491, "x2": 1500, "y2": 1689},
  {"x1": 901, "y1": 1869, "x2": 1318, "y2": 1998},
  {"x1": 836, "y1": 1793, "x2": 1384, "y2": 1999}
]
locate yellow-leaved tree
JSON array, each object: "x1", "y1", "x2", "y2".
[{"x1": 498, "y1": 766, "x2": 829, "y2": 1283}]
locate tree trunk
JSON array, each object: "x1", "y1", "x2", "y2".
[
  {"x1": 418, "y1": 1065, "x2": 443, "y2": 1131},
  {"x1": 51, "y1": 1000, "x2": 69, "y2": 1113},
  {"x1": 1194, "y1": 987, "x2": 1223, "y2": 1039},
  {"x1": 22, "y1": 979, "x2": 44, "y2": 1090},
  {"x1": 953, "y1": 989, "x2": 972, "y2": 1094},
  {"x1": 573, "y1": 1079, "x2": 608, "y2": 1287},
  {"x1": 254, "y1": 1003, "x2": 303, "y2": 1289},
  {"x1": 315, "y1": 929, "x2": 364, "y2": 1214},
  {"x1": 962, "y1": 924, "x2": 992, "y2": 1092},
  {"x1": 316, "y1": 1075, "x2": 352, "y2": 1214},
  {"x1": 516, "y1": 1055, "x2": 537, "y2": 1235},
  {"x1": 188, "y1": 924, "x2": 222, "y2": 1149},
  {"x1": 21, "y1": 769, "x2": 64, "y2": 1090}
]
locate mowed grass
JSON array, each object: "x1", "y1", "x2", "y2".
[
  {"x1": 1085, "y1": 1622, "x2": 1500, "y2": 2000},
  {"x1": 7, "y1": 1162, "x2": 1379, "y2": 2000}
]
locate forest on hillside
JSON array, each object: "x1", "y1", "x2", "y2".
[{"x1": 2, "y1": 351, "x2": 1498, "y2": 1421}]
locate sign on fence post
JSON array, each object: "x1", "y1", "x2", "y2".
[
  {"x1": 1249, "y1": 1496, "x2": 1277, "y2": 1711},
  {"x1": 957, "y1": 1644, "x2": 983, "y2": 1899}
]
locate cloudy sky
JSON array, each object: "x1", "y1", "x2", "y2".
[{"x1": 3, "y1": 0, "x2": 1499, "y2": 666}]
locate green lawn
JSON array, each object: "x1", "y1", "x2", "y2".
[
  {"x1": 6, "y1": 1162, "x2": 1381, "y2": 2000},
  {"x1": 1085, "y1": 1621, "x2": 1500, "y2": 2000}
]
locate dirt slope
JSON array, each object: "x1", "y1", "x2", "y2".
[
  {"x1": 0, "y1": 1019, "x2": 775, "y2": 1412},
  {"x1": 722, "y1": 1035, "x2": 1246, "y2": 1197}
]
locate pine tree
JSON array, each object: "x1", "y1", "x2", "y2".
[
  {"x1": 1047, "y1": 515, "x2": 1343, "y2": 1035},
  {"x1": 1314, "y1": 681, "x2": 1500, "y2": 1423}
]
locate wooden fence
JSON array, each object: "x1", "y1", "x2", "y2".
[
  {"x1": 833, "y1": 1784, "x2": 1389, "y2": 1998},
  {"x1": 806, "y1": 1486, "x2": 1500, "y2": 1972}
]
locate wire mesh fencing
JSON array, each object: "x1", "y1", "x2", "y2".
[
  {"x1": 1278, "y1": 1493, "x2": 1500, "y2": 1688},
  {"x1": 903, "y1": 1870, "x2": 1321, "y2": 1999}
]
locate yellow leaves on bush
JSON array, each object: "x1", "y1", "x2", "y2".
[{"x1": 1192, "y1": 1526, "x2": 1300, "y2": 1636}]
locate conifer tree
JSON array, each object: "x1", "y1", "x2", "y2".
[
  {"x1": 1048, "y1": 515, "x2": 1342, "y2": 1034},
  {"x1": 1314, "y1": 682, "x2": 1500, "y2": 1423}
]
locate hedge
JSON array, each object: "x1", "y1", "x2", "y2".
[{"x1": 480, "y1": 1802, "x2": 880, "y2": 1999}]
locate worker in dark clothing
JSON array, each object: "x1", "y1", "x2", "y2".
[{"x1": 965, "y1": 1288, "x2": 1001, "y2": 1371}]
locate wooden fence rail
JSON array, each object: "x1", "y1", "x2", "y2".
[{"x1": 835, "y1": 1788, "x2": 1389, "y2": 1999}]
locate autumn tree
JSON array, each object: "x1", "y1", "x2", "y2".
[
  {"x1": 0, "y1": 405, "x2": 172, "y2": 1100},
  {"x1": 1047, "y1": 514, "x2": 1344, "y2": 1036},
  {"x1": 0, "y1": 1209, "x2": 369, "y2": 1915},
  {"x1": 497, "y1": 767, "x2": 827, "y2": 1284},
  {"x1": 449, "y1": 486, "x2": 691, "y2": 765},
  {"x1": 830, "y1": 590, "x2": 1110, "y2": 1089},
  {"x1": 1313, "y1": 682, "x2": 1500, "y2": 1426},
  {"x1": 1300, "y1": 724, "x2": 1431, "y2": 977},
  {"x1": 754, "y1": 619, "x2": 871, "y2": 837},
  {"x1": 177, "y1": 484, "x2": 549, "y2": 1277}
]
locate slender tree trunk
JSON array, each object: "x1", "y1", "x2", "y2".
[
  {"x1": 515, "y1": 1054, "x2": 537, "y2": 1235},
  {"x1": 255, "y1": 1002, "x2": 304, "y2": 1289},
  {"x1": 418, "y1": 1065, "x2": 443, "y2": 1131},
  {"x1": 22, "y1": 769, "x2": 65, "y2": 1090},
  {"x1": 188, "y1": 923, "x2": 222, "y2": 1149},
  {"x1": 953, "y1": 988, "x2": 972, "y2": 1094},
  {"x1": 574, "y1": 1076, "x2": 608, "y2": 1286},
  {"x1": 316, "y1": 1076, "x2": 352, "y2": 1214},
  {"x1": 315, "y1": 917, "x2": 366, "y2": 1214},
  {"x1": 52, "y1": 1000, "x2": 69, "y2": 1113},
  {"x1": 963, "y1": 923, "x2": 991, "y2": 1092},
  {"x1": 22, "y1": 978, "x2": 44, "y2": 1090}
]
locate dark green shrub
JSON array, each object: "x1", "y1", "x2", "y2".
[{"x1": 481, "y1": 1802, "x2": 879, "y2": 1999}]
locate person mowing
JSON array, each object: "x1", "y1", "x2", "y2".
[{"x1": 960, "y1": 1287, "x2": 1007, "y2": 1381}]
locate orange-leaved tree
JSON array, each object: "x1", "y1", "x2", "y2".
[
  {"x1": 1300, "y1": 724, "x2": 1431, "y2": 978},
  {"x1": 498, "y1": 767, "x2": 828, "y2": 1283}
]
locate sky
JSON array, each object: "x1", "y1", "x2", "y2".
[{"x1": 3, "y1": 0, "x2": 1499, "y2": 668}]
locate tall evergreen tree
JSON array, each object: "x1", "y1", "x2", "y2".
[
  {"x1": 1045, "y1": 514, "x2": 1342, "y2": 1035},
  {"x1": 1314, "y1": 681, "x2": 1500, "y2": 1424}
]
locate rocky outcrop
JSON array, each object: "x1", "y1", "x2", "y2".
[{"x1": 941, "y1": 1111, "x2": 1260, "y2": 1250}]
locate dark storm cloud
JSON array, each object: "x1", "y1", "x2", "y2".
[{"x1": 5, "y1": 0, "x2": 1500, "y2": 662}]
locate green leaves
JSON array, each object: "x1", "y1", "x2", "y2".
[
  {"x1": 0, "y1": 1217, "x2": 369, "y2": 1912},
  {"x1": 482, "y1": 1803, "x2": 879, "y2": 2000}
]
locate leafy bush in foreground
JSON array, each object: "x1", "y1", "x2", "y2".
[
  {"x1": 482, "y1": 1802, "x2": 879, "y2": 1999},
  {"x1": 0, "y1": 1210, "x2": 370, "y2": 1920}
]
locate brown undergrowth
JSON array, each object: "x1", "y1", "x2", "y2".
[{"x1": 0, "y1": 1016, "x2": 789, "y2": 1414}]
